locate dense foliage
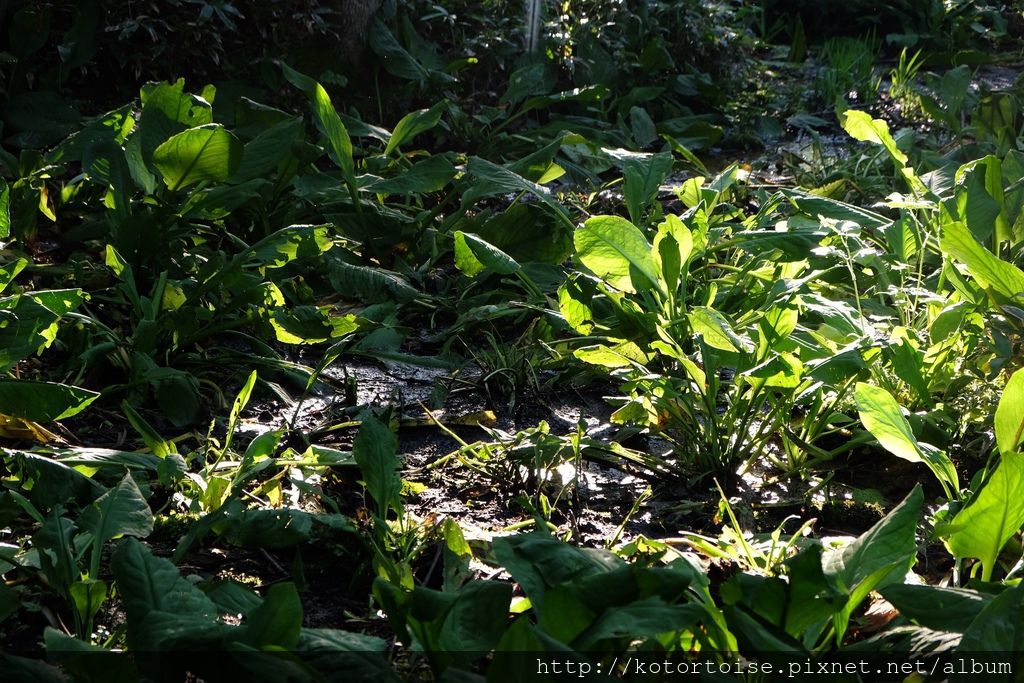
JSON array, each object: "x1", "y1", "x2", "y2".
[{"x1": 2, "y1": 1, "x2": 1024, "y2": 681}]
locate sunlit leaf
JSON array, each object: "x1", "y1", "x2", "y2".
[{"x1": 152, "y1": 124, "x2": 242, "y2": 190}]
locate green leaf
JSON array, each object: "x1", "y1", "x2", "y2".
[
  {"x1": 0, "y1": 258, "x2": 26, "y2": 295},
  {"x1": 111, "y1": 538, "x2": 218, "y2": 650},
  {"x1": 943, "y1": 453, "x2": 1024, "y2": 581},
  {"x1": 474, "y1": 203, "x2": 572, "y2": 265},
  {"x1": 364, "y1": 155, "x2": 455, "y2": 195},
  {"x1": 221, "y1": 508, "x2": 315, "y2": 549},
  {"x1": 492, "y1": 532, "x2": 622, "y2": 614},
  {"x1": 0, "y1": 179, "x2": 9, "y2": 239},
  {"x1": 955, "y1": 583, "x2": 1024, "y2": 658},
  {"x1": 281, "y1": 64, "x2": 355, "y2": 183},
  {"x1": 78, "y1": 474, "x2": 154, "y2": 578},
  {"x1": 780, "y1": 189, "x2": 893, "y2": 231},
  {"x1": 941, "y1": 219, "x2": 1024, "y2": 302},
  {"x1": 368, "y1": 18, "x2": 432, "y2": 83},
  {"x1": 353, "y1": 415, "x2": 402, "y2": 517},
  {"x1": 995, "y1": 369, "x2": 1024, "y2": 455},
  {"x1": 855, "y1": 383, "x2": 958, "y2": 496},
  {"x1": 463, "y1": 157, "x2": 567, "y2": 221},
  {"x1": 152, "y1": 124, "x2": 242, "y2": 190},
  {"x1": 689, "y1": 307, "x2": 751, "y2": 353},
  {"x1": 249, "y1": 224, "x2": 334, "y2": 268},
  {"x1": 154, "y1": 372, "x2": 201, "y2": 427},
  {"x1": 312, "y1": 85, "x2": 354, "y2": 182},
  {"x1": 453, "y1": 231, "x2": 520, "y2": 277},
  {"x1": 0, "y1": 290, "x2": 84, "y2": 372},
  {"x1": 855, "y1": 382, "x2": 920, "y2": 461},
  {"x1": 384, "y1": 102, "x2": 445, "y2": 156},
  {"x1": 841, "y1": 110, "x2": 908, "y2": 165},
  {"x1": 136, "y1": 79, "x2": 213, "y2": 165},
  {"x1": 121, "y1": 400, "x2": 174, "y2": 459},
  {"x1": 952, "y1": 156, "x2": 1007, "y2": 246},
  {"x1": 822, "y1": 484, "x2": 923, "y2": 643},
  {"x1": 269, "y1": 307, "x2": 359, "y2": 344},
  {"x1": 328, "y1": 260, "x2": 419, "y2": 303},
  {"x1": 230, "y1": 117, "x2": 304, "y2": 183},
  {"x1": 0, "y1": 380, "x2": 98, "y2": 422},
  {"x1": 69, "y1": 579, "x2": 107, "y2": 631},
  {"x1": 574, "y1": 215, "x2": 661, "y2": 294},
  {"x1": 439, "y1": 581, "x2": 513, "y2": 651},
  {"x1": 604, "y1": 149, "x2": 673, "y2": 225},
  {"x1": 575, "y1": 599, "x2": 703, "y2": 649},
  {"x1": 237, "y1": 582, "x2": 302, "y2": 649},
  {"x1": 881, "y1": 584, "x2": 990, "y2": 633}
]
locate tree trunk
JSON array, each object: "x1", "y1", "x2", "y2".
[{"x1": 335, "y1": 0, "x2": 384, "y2": 66}]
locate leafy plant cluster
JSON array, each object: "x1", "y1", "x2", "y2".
[{"x1": 2, "y1": 1, "x2": 1024, "y2": 681}]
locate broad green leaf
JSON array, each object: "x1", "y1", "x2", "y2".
[
  {"x1": 994, "y1": 368, "x2": 1024, "y2": 455},
  {"x1": 353, "y1": 415, "x2": 402, "y2": 517},
  {"x1": 474, "y1": 203, "x2": 572, "y2": 265},
  {"x1": 952, "y1": 156, "x2": 1007, "y2": 246},
  {"x1": 384, "y1": 102, "x2": 445, "y2": 156},
  {"x1": 0, "y1": 178, "x2": 9, "y2": 239},
  {"x1": 368, "y1": 18, "x2": 432, "y2": 83},
  {"x1": 230, "y1": 117, "x2": 304, "y2": 183},
  {"x1": 112, "y1": 538, "x2": 219, "y2": 650},
  {"x1": 0, "y1": 290, "x2": 83, "y2": 372},
  {"x1": 136, "y1": 79, "x2": 213, "y2": 164},
  {"x1": 453, "y1": 231, "x2": 520, "y2": 277},
  {"x1": 941, "y1": 219, "x2": 1024, "y2": 302},
  {"x1": 121, "y1": 400, "x2": 174, "y2": 459},
  {"x1": 521, "y1": 85, "x2": 609, "y2": 115},
  {"x1": 296, "y1": 628, "x2": 397, "y2": 680},
  {"x1": 281, "y1": 64, "x2": 355, "y2": 183},
  {"x1": 604, "y1": 148, "x2": 673, "y2": 225},
  {"x1": 944, "y1": 453, "x2": 1024, "y2": 581},
  {"x1": 822, "y1": 484, "x2": 922, "y2": 643},
  {"x1": 329, "y1": 260, "x2": 418, "y2": 302},
  {"x1": 269, "y1": 307, "x2": 358, "y2": 344},
  {"x1": 0, "y1": 258, "x2": 26, "y2": 295},
  {"x1": 462, "y1": 157, "x2": 568, "y2": 221},
  {"x1": 249, "y1": 224, "x2": 334, "y2": 268},
  {"x1": 653, "y1": 214, "x2": 693, "y2": 290},
  {"x1": 500, "y1": 63, "x2": 554, "y2": 107},
  {"x1": 954, "y1": 583, "x2": 1024, "y2": 661},
  {"x1": 780, "y1": 189, "x2": 893, "y2": 230},
  {"x1": 574, "y1": 215, "x2": 661, "y2": 294},
  {"x1": 558, "y1": 279, "x2": 594, "y2": 334},
  {"x1": 312, "y1": 83, "x2": 354, "y2": 182},
  {"x1": 574, "y1": 342, "x2": 649, "y2": 368},
  {"x1": 841, "y1": 110, "x2": 907, "y2": 165},
  {"x1": 224, "y1": 370, "x2": 257, "y2": 456},
  {"x1": 0, "y1": 380, "x2": 98, "y2": 422},
  {"x1": 689, "y1": 307, "x2": 751, "y2": 353},
  {"x1": 365, "y1": 155, "x2": 456, "y2": 195},
  {"x1": 492, "y1": 532, "x2": 622, "y2": 614},
  {"x1": 236, "y1": 582, "x2": 302, "y2": 649},
  {"x1": 78, "y1": 475, "x2": 154, "y2": 577},
  {"x1": 51, "y1": 447, "x2": 173, "y2": 473},
  {"x1": 152, "y1": 124, "x2": 242, "y2": 190},
  {"x1": 851, "y1": 385, "x2": 917, "y2": 458},
  {"x1": 70, "y1": 579, "x2": 107, "y2": 630},
  {"x1": 855, "y1": 383, "x2": 958, "y2": 495},
  {"x1": 575, "y1": 599, "x2": 703, "y2": 649},
  {"x1": 439, "y1": 581, "x2": 513, "y2": 651},
  {"x1": 881, "y1": 584, "x2": 990, "y2": 633}
]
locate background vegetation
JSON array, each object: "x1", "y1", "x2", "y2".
[{"x1": 2, "y1": 0, "x2": 1024, "y2": 680}]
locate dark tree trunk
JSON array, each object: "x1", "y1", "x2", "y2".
[{"x1": 335, "y1": 0, "x2": 384, "y2": 65}]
